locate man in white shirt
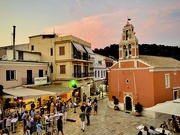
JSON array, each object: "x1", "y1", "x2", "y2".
[
  {"x1": 45, "y1": 115, "x2": 50, "y2": 132},
  {"x1": 141, "y1": 126, "x2": 150, "y2": 135}
]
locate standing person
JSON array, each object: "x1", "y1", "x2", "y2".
[
  {"x1": 6, "y1": 116, "x2": 12, "y2": 131},
  {"x1": 26, "y1": 116, "x2": 32, "y2": 135},
  {"x1": 47, "y1": 101, "x2": 51, "y2": 114},
  {"x1": 31, "y1": 102, "x2": 35, "y2": 110},
  {"x1": 87, "y1": 99, "x2": 92, "y2": 107},
  {"x1": 83, "y1": 93, "x2": 87, "y2": 102},
  {"x1": 50, "y1": 101, "x2": 55, "y2": 114},
  {"x1": 64, "y1": 101, "x2": 68, "y2": 124},
  {"x1": 45, "y1": 115, "x2": 50, "y2": 132},
  {"x1": 93, "y1": 97, "x2": 98, "y2": 104},
  {"x1": 80, "y1": 102, "x2": 86, "y2": 112},
  {"x1": 93, "y1": 102, "x2": 98, "y2": 115},
  {"x1": 68, "y1": 98, "x2": 73, "y2": 108},
  {"x1": 86, "y1": 106, "x2": 91, "y2": 126},
  {"x1": 79, "y1": 109, "x2": 86, "y2": 132},
  {"x1": 56, "y1": 100, "x2": 61, "y2": 113},
  {"x1": 57, "y1": 116, "x2": 64, "y2": 135},
  {"x1": 40, "y1": 106, "x2": 45, "y2": 117},
  {"x1": 36, "y1": 120, "x2": 43, "y2": 135},
  {"x1": 141, "y1": 126, "x2": 150, "y2": 135},
  {"x1": 30, "y1": 108, "x2": 36, "y2": 118}
]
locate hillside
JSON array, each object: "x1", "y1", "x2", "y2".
[{"x1": 93, "y1": 44, "x2": 180, "y2": 61}]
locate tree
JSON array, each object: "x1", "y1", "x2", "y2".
[{"x1": 93, "y1": 44, "x2": 180, "y2": 61}]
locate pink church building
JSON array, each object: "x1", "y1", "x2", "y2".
[{"x1": 108, "y1": 21, "x2": 180, "y2": 117}]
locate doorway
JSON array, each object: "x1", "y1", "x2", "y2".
[
  {"x1": 125, "y1": 96, "x2": 132, "y2": 112},
  {"x1": 39, "y1": 69, "x2": 43, "y2": 77},
  {"x1": 27, "y1": 70, "x2": 32, "y2": 84}
]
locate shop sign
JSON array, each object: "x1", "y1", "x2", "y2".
[
  {"x1": 61, "y1": 94, "x2": 67, "y2": 98},
  {"x1": 34, "y1": 77, "x2": 47, "y2": 85}
]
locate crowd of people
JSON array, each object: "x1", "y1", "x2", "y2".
[
  {"x1": 0, "y1": 95, "x2": 99, "y2": 135},
  {"x1": 168, "y1": 115, "x2": 180, "y2": 132},
  {"x1": 0, "y1": 97, "x2": 74, "y2": 135},
  {"x1": 137, "y1": 116, "x2": 180, "y2": 135},
  {"x1": 21, "y1": 98, "x2": 72, "y2": 135}
]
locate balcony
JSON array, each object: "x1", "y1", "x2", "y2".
[
  {"x1": 72, "y1": 72, "x2": 94, "y2": 78},
  {"x1": 73, "y1": 54, "x2": 93, "y2": 61},
  {"x1": 94, "y1": 63, "x2": 106, "y2": 68}
]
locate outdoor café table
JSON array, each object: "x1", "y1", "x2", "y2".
[
  {"x1": 11, "y1": 118, "x2": 18, "y2": 133},
  {"x1": 155, "y1": 128, "x2": 172, "y2": 135}
]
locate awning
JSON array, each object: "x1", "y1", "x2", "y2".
[
  {"x1": 3, "y1": 87, "x2": 56, "y2": 100},
  {"x1": 2, "y1": 93, "x2": 14, "y2": 98},
  {"x1": 84, "y1": 46, "x2": 94, "y2": 54},
  {"x1": 32, "y1": 85, "x2": 74, "y2": 95},
  {"x1": 146, "y1": 99, "x2": 180, "y2": 116},
  {"x1": 73, "y1": 43, "x2": 86, "y2": 53}
]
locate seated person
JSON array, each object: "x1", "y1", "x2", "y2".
[
  {"x1": 138, "y1": 131, "x2": 142, "y2": 135},
  {"x1": 160, "y1": 121, "x2": 168, "y2": 129},
  {"x1": 141, "y1": 126, "x2": 150, "y2": 135},
  {"x1": 6, "y1": 116, "x2": 12, "y2": 131},
  {"x1": 159, "y1": 129, "x2": 166, "y2": 135}
]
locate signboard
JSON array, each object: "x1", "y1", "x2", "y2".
[
  {"x1": 61, "y1": 94, "x2": 67, "y2": 98},
  {"x1": 34, "y1": 77, "x2": 47, "y2": 85}
]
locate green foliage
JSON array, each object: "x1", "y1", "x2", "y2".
[{"x1": 93, "y1": 44, "x2": 180, "y2": 61}]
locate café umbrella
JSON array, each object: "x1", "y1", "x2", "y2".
[{"x1": 147, "y1": 99, "x2": 180, "y2": 116}]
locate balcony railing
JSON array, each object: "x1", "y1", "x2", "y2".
[
  {"x1": 73, "y1": 54, "x2": 93, "y2": 61},
  {"x1": 72, "y1": 72, "x2": 94, "y2": 78}
]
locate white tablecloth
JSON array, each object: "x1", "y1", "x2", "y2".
[{"x1": 155, "y1": 128, "x2": 171, "y2": 135}]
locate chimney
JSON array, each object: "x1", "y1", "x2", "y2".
[{"x1": 13, "y1": 25, "x2": 16, "y2": 60}]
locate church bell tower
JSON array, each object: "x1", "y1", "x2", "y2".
[{"x1": 119, "y1": 21, "x2": 139, "y2": 60}]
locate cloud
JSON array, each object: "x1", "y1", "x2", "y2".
[
  {"x1": 44, "y1": 4, "x2": 180, "y2": 49},
  {"x1": 44, "y1": 12, "x2": 125, "y2": 49}
]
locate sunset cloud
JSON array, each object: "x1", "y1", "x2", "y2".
[
  {"x1": 44, "y1": 12, "x2": 127, "y2": 49},
  {"x1": 1, "y1": 0, "x2": 180, "y2": 48}
]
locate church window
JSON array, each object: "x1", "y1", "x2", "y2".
[
  {"x1": 126, "y1": 30, "x2": 128, "y2": 40},
  {"x1": 128, "y1": 44, "x2": 131, "y2": 55},
  {"x1": 165, "y1": 74, "x2": 170, "y2": 88},
  {"x1": 123, "y1": 45, "x2": 127, "y2": 58}
]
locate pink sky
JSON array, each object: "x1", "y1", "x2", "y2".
[
  {"x1": 1, "y1": 0, "x2": 180, "y2": 49},
  {"x1": 44, "y1": 5, "x2": 180, "y2": 49}
]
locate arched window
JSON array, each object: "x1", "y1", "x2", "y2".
[
  {"x1": 128, "y1": 44, "x2": 131, "y2": 55},
  {"x1": 126, "y1": 30, "x2": 128, "y2": 40},
  {"x1": 123, "y1": 45, "x2": 127, "y2": 58}
]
